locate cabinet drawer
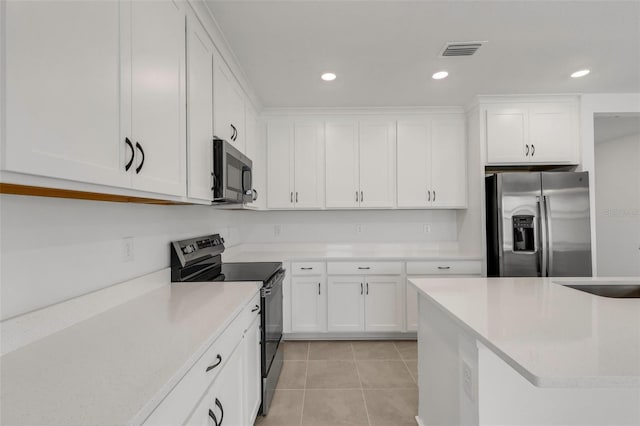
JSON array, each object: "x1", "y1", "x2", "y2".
[
  {"x1": 327, "y1": 261, "x2": 402, "y2": 275},
  {"x1": 241, "y1": 292, "x2": 262, "y2": 331},
  {"x1": 142, "y1": 310, "x2": 245, "y2": 425},
  {"x1": 406, "y1": 260, "x2": 481, "y2": 275},
  {"x1": 291, "y1": 262, "x2": 326, "y2": 275}
]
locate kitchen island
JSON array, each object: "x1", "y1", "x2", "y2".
[{"x1": 410, "y1": 277, "x2": 640, "y2": 426}]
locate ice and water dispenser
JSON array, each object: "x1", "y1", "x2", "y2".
[{"x1": 512, "y1": 215, "x2": 535, "y2": 252}]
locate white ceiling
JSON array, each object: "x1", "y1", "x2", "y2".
[{"x1": 206, "y1": 0, "x2": 640, "y2": 108}]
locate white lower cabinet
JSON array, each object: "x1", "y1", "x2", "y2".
[
  {"x1": 186, "y1": 342, "x2": 244, "y2": 426},
  {"x1": 291, "y1": 276, "x2": 327, "y2": 332},
  {"x1": 143, "y1": 293, "x2": 261, "y2": 426},
  {"x1": 327, "y1": 275, "x2": 402, "y2": 332}
]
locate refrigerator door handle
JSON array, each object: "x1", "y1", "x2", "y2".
[
  {"x1": 538, "y1": 196, "x2": 548, "y2": 277},
  {"x1": 543, "y1": 195, "x2": 554, "y2": 276}
]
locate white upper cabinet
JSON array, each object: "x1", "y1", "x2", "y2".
[
  {"x1": 430, "y1": 117, "x2": 467, "y2": 208},
  {"x1": 213, "y1": 49, "x2": 245, "y2": 153},
  {"x1": 185, "y1": 12, "x2": 214, "y2": 203},
  {"x1": 325, "y1": 121, "x2": 359, "y2": 208},
  {"x1": 2, "y1": 0, "x2": 128, "y2": 188},
  {"x1": 397, "y1": 116, "x2": 467, "y2": 208},
  {"x1": 358, "y1": 121, "x2": 396, "y2": 208},
  {"x1": 485, "y1": 100, "x2": 579, "y2": 165},
  {"x1": 2, "y1": 0, "x2": 187, "y2": 198},
  {"x1": 266, "y1": 120, "x2": 323, "y2": 209},
  {"x1": 325, "y1": 120, "x2": 396, "y2": 209},
  {"x1": 293, "y1": 122, "x2": 325, "y2": 208},
  {"x1": 244, "y1": 105, "x2": 266, "y2": 209}
]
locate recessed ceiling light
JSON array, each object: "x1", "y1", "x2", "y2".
[
  {"x1": 432, "y1": 71, "x2": 449, "y2": 80},
  {"x1": 571, "y1": 69, "x2": 590, "y2": 78},
  {"x1": 321, "y1": 72, "x2": 336, "y2": 81}
]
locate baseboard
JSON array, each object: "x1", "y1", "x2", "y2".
[{"x1": 283, "y1": 331, "x2": 417, "y2": 340}]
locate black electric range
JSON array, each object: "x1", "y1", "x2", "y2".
[{"x1": 170, "y1": 234, "x2": 284, "y2": 416}]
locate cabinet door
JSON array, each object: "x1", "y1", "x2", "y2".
[
  {"x1": 528, "y1": 103, "x2": 578, "y2": 164},
  {"x1": 291, "y1": 277, "x2": 326, "y2": 332},
  {"x1": 430, "y1": 117, "x2": 467, "y2": 208},
  {"x1": 359, "y1": 121, "x2": 396, "y2": 208},
  {"x1": 294, "y1": 123, "x2": 324, "y2": 209},
  {"x1": 327, "y1": 276, "x2": 365, "y2": 332},
  {"x1": 406, "y1": 280, "x2": 418, "y2": 332},
  {"x1": 325, "y1": 122, "x2": 359, "y2": 208},
  {"x1": 211, "y1": 342, "x2": 245, "y2": 426},
  {"x1": 130, "y1": 0, "x2": 186, "y2": 196},
  {"x1": 3, "y1": 1, "x2": 129, "y2": 188},
  {"x1": 486, "y1": 105, "x2": 528, "y2": 164},
  {"x1": 397, "y1": 121, "x2": 430, "y2": 208},
  {"x1": 243, "y1": 317, "x2": 261, "y2": 424},
  {"x1": 364, "y1": 276, "x2": 403, "y2": 332},
  {"x1": 244, "y1": 106, "x2": 266, "y2": 209},
  {"x1": 186, "y1": 14, "x2": 214, "y2": 202},
  {"x1": 213, "y1": 50, "x2": 245, "y2": 154},
  {"x1": 266, "y1": 121, "x2": 294, "y2": 209}
]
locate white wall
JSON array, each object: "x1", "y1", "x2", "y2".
[
  {"x1": 579, "y1": 94, "x2": 640, "y2": 275},
  {"x1": 594, "y1": 131, "x2": 640, "y2": 276},
  {"x1": 230, "y1": 209, "x2": 458, "y2": 243},
  {"x1": 0, "y1": 195, "x2": 239, "y2": 320}
]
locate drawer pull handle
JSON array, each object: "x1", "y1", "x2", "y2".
[
  {"x1": 205, "y1": 354, "x2": 222, "y2": 372},
  {"x1": 437, "y1": 266, "x2": 451, "y2": 270},
  {"x1": 251, "y1": 305, "x2": 260, "y2": 313},
  {"x1": 300, "y1": 267, "x2": 313, "y2": 270},
  {"x1": 358, "y1": 267, "x2": 371, "y2": 270}
]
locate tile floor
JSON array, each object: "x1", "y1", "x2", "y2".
[{"x1": 255, "y1": 340, "x2": 418, "y2": 426}]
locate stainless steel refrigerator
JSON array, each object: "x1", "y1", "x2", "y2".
[{"x1": 486, "y1": 172, "x2": 592, "y2": 277}]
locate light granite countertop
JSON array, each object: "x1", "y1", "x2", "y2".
[
  {"x1": 0, "y1": 279, "x2": 261, "y2": 426},
  {"x1": 410, "y1": 276, "x2": 640, "y2": 388}
]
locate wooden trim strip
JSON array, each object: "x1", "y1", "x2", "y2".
[{"x1": 0, "y1": 183, "x2": 188, "y2": 205}]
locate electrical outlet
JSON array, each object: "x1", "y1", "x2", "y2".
[
  {"x1": 274, "y1": 225, "x2": 281, "y2": 237},
  {"x1": 356, "y1": 224, "x2": 363, "y2": 233},
  {"x1": 423, "y1": 224, "x2": 431, "y2": 233},
  {"x1": 122, "y1": 237, "x2": 134, "y2": 262}
]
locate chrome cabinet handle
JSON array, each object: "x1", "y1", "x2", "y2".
[
  {"x1": 135, "y1": 142, "x2": 145, "y2": 174},
  {"x1": 531, "y1": 144, "x2": 535, "y2": 156},
  {"x1": 205, "y1": 354, "x2": 222, "y2": 372},
  {"x1": 358, "y1": 266, "x2": 370, "y2": 270},
  {"x1": 300, "y1": 267, "x2": 313, "y2": 270},
  {"x1": 437, "y1": 266, "x2": 451, "y2": 270},
  {"x1": 525, "y1": 144, "x2": 530, "y2": 156},
  {"x1": 124, "y1": 138, "x2": 134, "y2": 171}
]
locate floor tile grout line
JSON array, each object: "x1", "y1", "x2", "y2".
[
  {"x1": 351, "y1": 342, "x2": 372, "y2": 426},
  {"x1": 394, "y1": 341, "x2": 418, "y2": 384},
  {"x1": 299, "y1": 342, "x2": 310, "y2": 426}
]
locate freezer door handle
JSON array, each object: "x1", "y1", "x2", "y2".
[
  {"x1": 543, "y1": 195, "x2": 554, "y2": 276},
  {"x1": 537, "y1": 196, "x2": 548, "y2": 277}
]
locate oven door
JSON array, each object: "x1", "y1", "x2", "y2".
[{"x1": 261, "y1": 270, "x2": 284, "y2": 374}]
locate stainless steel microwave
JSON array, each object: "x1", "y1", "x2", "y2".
[{"x1": 212, "y1": 139, "x2": 256, "y2": 204}]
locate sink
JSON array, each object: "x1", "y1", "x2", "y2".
[{"x1": 564, "y1": 284, "x2": 640, "y2": 298}]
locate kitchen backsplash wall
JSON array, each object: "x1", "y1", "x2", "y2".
[
  {"x1": 0, "y1": 195, "x2": 239, "y2": 320},
  {"x1": 229, "y1": 209, "x2": 458, "y2": 243}
]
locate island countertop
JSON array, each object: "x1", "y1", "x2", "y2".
[{"x1": 409, "y1": 276, "x2": 640, "y2": 388}]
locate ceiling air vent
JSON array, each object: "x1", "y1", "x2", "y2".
[{"x1": 440, "y1": 41, "x2": 485, "y2": 57}]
